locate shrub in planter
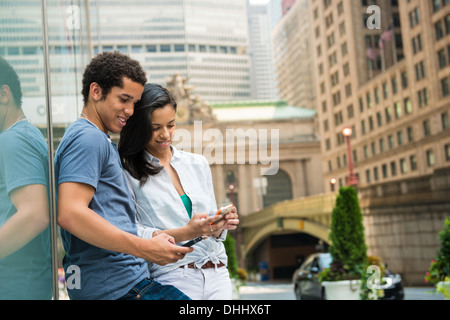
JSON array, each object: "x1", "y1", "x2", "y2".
[
  {"x1": 319, "y1": 186, "x2": 368, "y2": 299},
  {"x1": 321, "y1": 186, "x2": 368, "y2": 281},
  {"x1": 425, "y1": 216, "x2": 450, "y2": 299}
]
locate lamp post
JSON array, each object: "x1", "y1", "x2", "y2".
[
  {"x1": 330, "y1": 178, "x2": 337, "y2": 192},
  {"x1": 342, "y1": 126, "x2": 358, "y2": 186},
  {"x1": 228, "y1": 184, "x2": 235, "y2": 206}
]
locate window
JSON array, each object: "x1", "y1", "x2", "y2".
[
  {"x1": 404, "y1": 97, "x2": 412, "y2": 114},
  {"x1": 435, "y1": 20, "x2": 444, "y2": 40},
  {"x1": 418, "y1": 88, "x2": 429, "y2": 107},
  {"x1": 366, "y1": 169, "x2": 371, "y2": 183},
  {"x1": 160, "y1": 44, "x2": 171, "y2": 52},
  {"x1": 442, "y1": 112, "x2": 449, "y2": 130},
  {"x1": 146, "y1": 45, "x2": 156, "y2": 52},
  {"x1": 391, "y1": 161, "x2": 397, "y2": 176},
  {"x1": 376, "y1": 112, "x2": 382, "y2": 126},
  {"x1": 394, "y1": 102, "x2": 402, "y2": 118},
  {"x1": 415, "y1": 61, "x2": 426, "y2": 80},
  {"x1": 445, "y1": 144, "x2": 450, "y2": 161},
  {"x1": 412, "y1": 34, "x2": 422, "y2": 54},
  {"x1": 388, "y1": 135, "x2": 394, "y2": 149},
  {"x1": 441, "y1": 77, "x2": 450, "y2": 97},
  {"x1": 410, "y1": 155, "x2": 418, "y2": 170},
  {"x1": 409, "y1": 7, "x2": 420, "y2": 28},
  {"x1": 383, "y1": 82, "x2": 388, "y2": 99},
  {"x1": 407, "y1": 126, "x2": 414, "y2": 142},
  {"x1": 401, "y1": 71, "x2": 408, "y2": 88},
  {"x1": 373, "y1": 167, "x2": 379, "y2": 181},
  {"x1": 438, "y1": 49, "x2": 447, "y2": 68},
  {"x1": 397, "y1": 131, "x2": 403, "y2": 146},
  {"x1": 385, "y1": 106, "x2": 392, "y2": 123},
  {"x1": 382, "y1": 164, "x2": 388, "y2": 178},
  {"x1": 423, "y1": 120, "x2": 431, "y2": 136},
  {"x1": 426, "y1": 149, "x2": 435, "y2": 166},
  {"x1": 174, "y1": 44, "x2": 185, "y2": 52},
  {"x1": 379, "y1": 138, "x2": 385, "y2": 153},
  {"x1": 400, "y1": 158, "x2": 408, "y2": 174}
]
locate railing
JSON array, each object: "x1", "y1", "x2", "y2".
[{"x1": 241, "y1": 192, "x2": 336, "y2": 228}]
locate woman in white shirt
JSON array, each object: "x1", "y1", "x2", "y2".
[{"x1": 118, "y1": 83, "x2": 239, "y2": 300}]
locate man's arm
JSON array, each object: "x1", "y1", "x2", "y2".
[
  {"x1": 0, "y1": 184, "x2": 49, "y2": 258},
  {"x1": 57, "y1": 181, "x2": 192, "y2": 265}
]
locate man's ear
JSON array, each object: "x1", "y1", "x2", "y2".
[
  {"x1": 89, "y1": 82, "x2": 103, "y2": 101},
  {"x1": 0, "y1": 85, "x2": 12, "y2": 104}
]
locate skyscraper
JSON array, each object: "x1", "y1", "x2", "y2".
[
  {"x1": 1, "y1": 0, "x2": 252, "y2": 126},
  {"x1": 248, "y1": 3, "x2": 279, "y2": 100},
  {"x1": 90, "y1": 0, "x2": 252, "y2": 103}
]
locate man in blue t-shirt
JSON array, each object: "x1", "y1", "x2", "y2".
[
  {"x1": 55, "y1": 51, "x2": 193, "y2": 300},
  {"x1": 0, "y1": 57, "x2": 52, "y2": 299}
]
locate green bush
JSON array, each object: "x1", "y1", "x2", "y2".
[
  {"x1": 224, "y1": 233, "x2": 239, "y2": 279},
  {"x1": 320, "y1": 186, "x2": 368, "y2": 281},
  {"x1": 425, "y1": 216, "x2": 450, "y2": 286}
]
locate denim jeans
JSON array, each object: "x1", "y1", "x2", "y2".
[{"x1": 118, "y1": 277, "x2": 191, "y2": 300}]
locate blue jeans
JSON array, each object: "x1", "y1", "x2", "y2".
[{"x1": 118, "y1": 277, "x2": 191, "y2": 300}]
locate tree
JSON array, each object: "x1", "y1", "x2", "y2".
[
  {"x1": 224, "y1": 233, "x2": 238, "y2": 278},
  {"x1": 323, "y1": 186, "x2": 368, "y2": 280}
]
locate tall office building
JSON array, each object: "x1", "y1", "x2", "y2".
[
  {"x1": 308, "y1": 0, "x2": 450, "y2": 284},
  {"x1": 267, "y1": 0, "x2": 283, "y2": 30},
  {"x1": 272, "y1": 0, "x2": 316, "y2": 109},
  {"x1": 248, "y1": 3, "x2": 279, "y2": 100},
  {"x1": 1, "y1": 0, "x2": 252, "y2": 126},
  {"x1": 90, "y1": 0, "x2": 251, "y2": 103}
]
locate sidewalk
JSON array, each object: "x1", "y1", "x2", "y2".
[{"x1": 237, "y1": 281, "x2": 446, "y2": 300}]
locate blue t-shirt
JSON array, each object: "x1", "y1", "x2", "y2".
[
  {"x1": 0, "y1": 120, "x2": 52, "y2": 299},
  {"x1": 55, "y1": 119, "x2": 148, "y2": 300}
]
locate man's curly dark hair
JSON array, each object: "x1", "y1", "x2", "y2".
[{"x1": 81, "y1": 51, "x2": 147, "y2": 105}]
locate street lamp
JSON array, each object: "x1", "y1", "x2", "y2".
[
  {"x1": 330, "y1": 178, "x2": 337, "y2": 192},
  {"x1": 228, "y1": 184, "x2": 235, "y2": 206},
  {"x1": 342, "y1": 126, "x2": 358, "y2": 186}
]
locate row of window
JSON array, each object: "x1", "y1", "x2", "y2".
[
  {"x1": 94, "y1": 43, "x2": 243, "y2": 55},
  {"x1": 331, "y1": 143, "x2": 450, "y2": 187},
  {"x1": 328, "y1": 112, "x2": 449, "y2": 175}
]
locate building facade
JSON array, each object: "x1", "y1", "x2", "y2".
[{"x1": 307, "y1": 0, "x2": 450, "y2": 284}]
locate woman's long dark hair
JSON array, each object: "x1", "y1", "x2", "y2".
[{"x1": 118, "y1": 83, "x2": 177, "y2": 186}]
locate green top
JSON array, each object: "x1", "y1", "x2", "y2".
[{"x1": 180, "y1": 193, "x2": 192, "y2": 218}]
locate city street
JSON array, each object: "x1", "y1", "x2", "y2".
[{"x1": 238, "y1": 281, "x2": 445, "y2": 300}]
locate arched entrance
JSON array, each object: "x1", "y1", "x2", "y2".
[
  {"x1": 249, "y1": 232, "x2": 329, "y2": 280},
  {"x1": 263, "y1": 169, "x2": 293, "y2": 208}
]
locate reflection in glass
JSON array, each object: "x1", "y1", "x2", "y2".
[{"x1": 0, "y1": 57, "x2": 52, "y2": 299}]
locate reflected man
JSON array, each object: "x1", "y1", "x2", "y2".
[{"x1": 0, "y1": 56, "x2": 52, "y2": 299}]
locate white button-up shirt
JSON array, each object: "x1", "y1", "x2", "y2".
[{"x1": 124, "y1": 146, "x2": 228, "y2": 278}]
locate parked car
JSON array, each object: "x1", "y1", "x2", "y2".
[{"x1": 292, "y1": 252, "x2": 404, "y2": 300}]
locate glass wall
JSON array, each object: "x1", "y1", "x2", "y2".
[{"x1": 0, "y1": 0, "x2": 90, "y2": 299}]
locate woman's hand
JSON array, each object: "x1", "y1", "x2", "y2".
[
  {"x1": 220, "y1": 206, "x2": 239, "y2": 231},
  {"x1": 185, "y1": 212, "x2": 224, "y2": 238}
]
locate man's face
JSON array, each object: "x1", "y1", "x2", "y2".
[{"x1": 94, "y1": 77, "x2": 144, "y2": 134}]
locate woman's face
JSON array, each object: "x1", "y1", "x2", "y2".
[{"x1": 146, "y1": 103, "x2": 176, "y2": 155}]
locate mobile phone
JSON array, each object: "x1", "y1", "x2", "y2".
[
  {"x1": 181, "y1": 236, "x2": 204, "y2": 247},
  {"x1": 211, "y1": 204, "x2": 234, "y2": 225}
]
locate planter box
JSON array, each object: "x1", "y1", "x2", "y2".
[{"x1": 322, "y1": 280, "x2": 362, "y2": 300}]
